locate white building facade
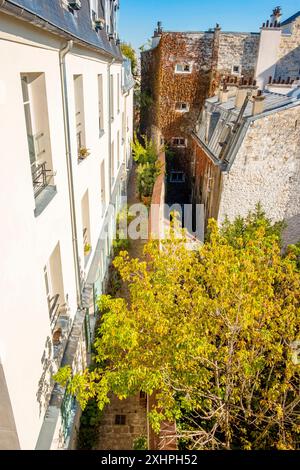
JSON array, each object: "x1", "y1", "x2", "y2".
[{"x1": 0, "y1": 0, "x2": 134, "y2": 450}]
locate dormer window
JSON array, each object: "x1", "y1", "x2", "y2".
[
  {"x1": 68, "y1": 0, "x2": 81, "y2": 10},
  {"x1": 175, "y1": 63, "x2": 192, "y2": 74},
  {"x1": 90, "y1": 0, "x2": 98, "y2": 21}
]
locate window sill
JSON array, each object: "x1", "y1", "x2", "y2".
[{"x1": 34, "y1": 185, "x2": 57, "y2": 217}]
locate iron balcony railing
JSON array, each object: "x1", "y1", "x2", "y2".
[
  {"x1": 31, "y1": 161, "x2": 54, "y2": 198},
  {"x1": 49, "y1": 294, "x2": 61, "y2": 331}
]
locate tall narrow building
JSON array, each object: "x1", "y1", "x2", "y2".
[{"x1": 0, "y1": 0, "x2": 134, "y2": 450}]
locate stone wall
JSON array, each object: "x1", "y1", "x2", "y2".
[
  {"x1": 218, "y1": 106, "x2": 300, "y2": 245},
  {"x1": 96, "y1": 393, "x2": 147, "y2": 450},
  {"x1": 275, "y1": 18, "x2": 300, "y2": 81},
  {"x1": 217, "y1": 33, "x2": 260, "y2": 78}
]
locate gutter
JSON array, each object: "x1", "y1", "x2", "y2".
[
  {"x1": 0, "y1": 0, "x2": 122, "y2": 62},
  {"x1": 59, "y1": 40, "x2": 82, "y2": 310}
]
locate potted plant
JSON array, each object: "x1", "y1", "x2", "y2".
[
  {"x1": 137, "y1": 163, "x2": 160, "y2": 206},
  {"x1": 84, "y1": 243, "x2": 91, "y2": 256},
  {"x1": 78, "y1": 147, "x2": 91, "y2": 160}
]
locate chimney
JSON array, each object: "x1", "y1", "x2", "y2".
[
  {"x1": 271, "y1": 6, "x2": 282, "y2": 25},
  {"x1": 252, "y1": 90, "x2": 266, "y2": 116},
  {"x1": 218, "y1": 83, "x2": 229, "y2": 103},
  {"x1": 235, "y1": 86, "x2": 249, "y2": 108}
]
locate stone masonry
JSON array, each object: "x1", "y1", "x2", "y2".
[
  {"x1": 276, "y1": 17, "x2": 300, "y2": 81},
  {"x1": 218, "y1": 106, "x2": 300, "y2": 245}
]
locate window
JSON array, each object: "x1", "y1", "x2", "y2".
[
  {"x1": 100, "y1": 160, "x2": 106, "y2": 215},
  {"x1": 21, "y1": 73, "x2": 54, "y2": 201},
  {"x1": 115, "y1": 415, "x2": 126, "y2": 425},
  {"x1": 73, "y1": 75, "x2": 86, "y2": 160},
  {"x1": 110, "y1": 74, "x2": 114, "y2": 120},
  {"x1": 170, "y1": 171, "x2": 186, "y2": 183},
  {"x1": 98, "y1": 74, "x2": 104, "y2": 135},
  {"x1": 175, "y1": 63, "x2": 192, "y2": 74},
  {"x1": 81, "y1": 190, "x2": 92, "y2": 263},
  {"x1": 232, "y1": 64, "x2": 241, "y2": 75},
  {"x1": 90, "y1": 0, "x2": 98, "y2": 22},
  {"x1": 117, "y1": 131, "x2": 120, "y2": 168},
  {"x1": 171, "y1": 137, "x2": 186, "y2": 147},
  {"x1": 44, "y1": 243, "x2": 65, "y2": 332},
  {"x1": 111, "y1": 141, "x2": 115, "y2": 187},
  {"x1": 175, "y1": 102, "x2": 189, "y2": 112},
  {"x1": 117, "y1": 73, "x2": 120, "y2": 114}
]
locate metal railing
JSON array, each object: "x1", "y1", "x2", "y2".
[
  {"x1": 49, "y1": 294, "x2": 60, "y2": 331},
  {"x1": 31, "y1": 161, "x2": 54, "y2": 198}
]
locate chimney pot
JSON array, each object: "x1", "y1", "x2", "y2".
[
  {"x1": 218, "y1": 87, "x2": 229, "y2": 103},
  {"x1": 235, "y1": 87, "x2": 248, "y2": 108},
  {"x1": 252, "y1": 93, "x2": 266, "y2": 116}
]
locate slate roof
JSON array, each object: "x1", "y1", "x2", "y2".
[
  {"x1": 194, "y1": 91, "x2": 300, "y2": 169},
  {"x1": 122, "y1": 58, "x2": 135, "y2": 92},
  {"x1": 206, "y1": 91, "x2": 300, "y2": 119},
  {"x1": 281, "y1": 11, "x2": 300, "y2": 27},
  {"x1": 1, "y1": 0, "x2": 122, "y2": 60}
]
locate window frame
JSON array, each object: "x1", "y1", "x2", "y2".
[
  {"x1": 175, "y1": 63, "x2": 193, "y2": 74},
  {"x1": 232, "y1": 64, "x2": 241, "y2": 75},
  {"x1": 175, "y1": 102, "x2": 189, "y2": 113},
  {"x1": 171, "y1": 137, "x2": 187, "y2": 148}
]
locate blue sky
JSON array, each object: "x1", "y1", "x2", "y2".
[{"x1": 118, "y1": 0, "x2": 300, "y2": 52}]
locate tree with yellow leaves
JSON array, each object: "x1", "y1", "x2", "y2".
[{"x1": 55, "y1": 209, "x2": 300, "y2": 450}]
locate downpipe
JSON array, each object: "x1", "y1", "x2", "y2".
[{"x1": 59, "y1": 40, "x2": 83, "y2": 310}]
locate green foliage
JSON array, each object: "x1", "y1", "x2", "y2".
[
  {"x1": 219, "y1": 203, "x2": 286, "y2": 248},
  {"x1": 133, "y1": 435, "x2": 148, "y2": 450},
  {"x1": 139, "y1": 39, "x2": 152, "y2": 52},
  {"x1": 135, "y1": 90, "x2": 153, "y2": 110},
  {"x1": 53, "y1": 366, "x2": 72, "y2": 387},
  {"x1": 55, "y1": 209, "x2": 300, "y2": 450},
  {"x1": 120, "y1": 42, "x2": 137, "y2": 75},
  {"x1": 77, "y1": 399, "x2": 103, "y2": 450},
  {"x1": 131, "y1": 133, "x2": 157, "y2": 166},
  {"x1": 131, "y1": 134, "x2": 161, "y2": 199},
  {"x1": 137, "y1": 162, "x2": 161, "y2": 198}
]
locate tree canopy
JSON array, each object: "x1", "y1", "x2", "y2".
[
  {"x1": 55, "y1": 209, "x2": 300, "y2": 450},
  {"x1": 120, "y1": 42, "x2": 137, "y2": 76}
]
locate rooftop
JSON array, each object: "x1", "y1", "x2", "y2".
[
  {"x1": 281, "y1": 11, "x2": 300, "y2": 27},
  {"x1": 1, "y1": 0, "x2": 122, "y2": 60},
  {"x1": 206, "y1": 91, "x2": 300, "y2": 119},
  {"x1": 194, "y1": 90, "x2": 300, "y2": 169}
]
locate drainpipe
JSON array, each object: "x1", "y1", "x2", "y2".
[
  {"x1": 59, "y1": 41, "x2": 83, "y2": 310},
  {"x1": 108, "y1": 57, "x2": 116, "y2": 196}
]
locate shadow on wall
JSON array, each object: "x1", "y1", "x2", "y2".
[{"x1": 275, "y1": 44, "x2": 300, "y2": 81}]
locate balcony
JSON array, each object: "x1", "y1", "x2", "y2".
[
  {"x1": 31, "y1": 162, "x2": 57, "y2": 217},
  {"x1": 49, "y1": 294, "x2": 72, "y2": 363},
  {"x1": 32, "y1": 161, "x2": 54, "y2": 198}
]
